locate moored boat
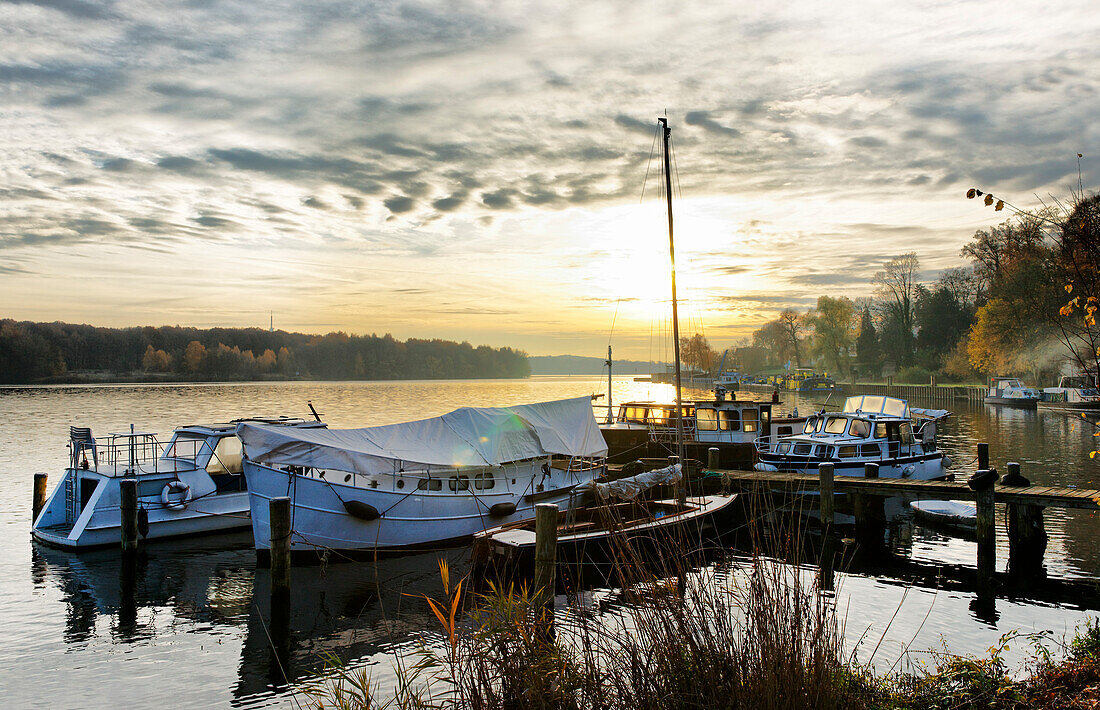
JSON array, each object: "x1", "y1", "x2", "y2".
[
  {"x1": 753, "y1": 394, "x2": 950, "y2": 480},
  {"x1": 985, "y1": 376, "x2": 1040, "y2": 408},
  {"x1": 910, "y1": 499, "x2": 977, "y2": 532},
  {"x1": 238, "y1": 396, "x2": 608, "y2": 557},
  {"x1": 32, "y1": 416, "x2": 325, "y2": 550},
  {"x1": 1039, "y1": 375, "x2": 1100, "y2": 413}
]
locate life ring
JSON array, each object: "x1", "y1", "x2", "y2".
[{"x1": 161, "y1": 480, "x2": 192, "y2": 510}]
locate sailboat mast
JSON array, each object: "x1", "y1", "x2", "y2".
[
  {"x1": 659, "y1": 117, "x2": 685, "y2": 466},
  {"x1": 606, "y1": 345, "x2": 613, "y2": 425}
]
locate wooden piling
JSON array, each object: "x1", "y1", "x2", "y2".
[
  {"x1": 977, "y1": 442, "x2": 990, "y2": 471},
  {"x1": 269, "y1": 497, "x2": 292, "y2": 600},
  {"x1": 853, "y1": 463, "x2": 884, "y2": 555},
  {"x1": 819, "y1": 463, "x2": 835, "y2": 590},
  {"x1": 32, "y1": 473, "x2": 48, "y2": 523},
  {"x1": 973, "y1": 471, "x2": 996, "y2": 586},
  {"x1": 533, "y1": 503, "x2": 558, "y2": 636},
  {"x1": 120, "y1": 478, "x2": 139, "y2": 554},
  {"x1": 1003, "y1": 462, "x2": 1047, "y2": 578}
]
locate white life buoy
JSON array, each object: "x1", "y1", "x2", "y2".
[{"x1": 161, "y1": 480, "x2": 192, "y2": 510}]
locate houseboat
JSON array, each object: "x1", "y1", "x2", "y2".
[
  {"x1": 985, "y1": 376, "x2": 1041, "y2": 408},
  {"x1": 754, "y1": 394, "x2": 949, "y2": 479},
  {"x1": 32, "y1": 416, "x2": 326, "y2": 550},
  {"x1": 1039, "y1": 375, "x2": 1100, "y2": 413},
  {"x1": 238, "y1": 396, "x2": 608, "y2": 557}
]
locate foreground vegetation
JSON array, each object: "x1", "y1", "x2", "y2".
[
  {"x1": 0, "y1": 319, "x2": 529, "y2": 383},
  {"x1": 303, "y1": 555, "x2": 1100, "y2": 710}
]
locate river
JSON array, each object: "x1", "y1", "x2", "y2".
[{"x1": 1, "y1": 378, "x2": 1098, "y2": 708}]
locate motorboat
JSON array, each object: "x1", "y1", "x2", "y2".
[
  {"x1": 32, "y1": 417, "x2": 326, "y2": 550},
  {"x1": 909, "y1": 499, "x2": 976, "y2": 532},
  {"x1": 754, "y1": 394, "x2": 950, "y2": 479},
  {"x1": 783, "y1": 368, "x2": 837, "y2": 393},
  {"x1": 238, "y1": 396, "x2": 608, "y2": 557},
  {"x1": 985, "y1": 376, "x2": 1040, "y2": 408},
  {"x1": 1039, "y1": 375, "x2": 1100, "y2": 413},
  {"x1": 600, "y1": 391, "x2": 804, "y2": 468}
]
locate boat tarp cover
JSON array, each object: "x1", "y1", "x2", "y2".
[
  {"x1": 578, "y1": 463, "x2": 681, "y2": 501},
  {"x1": 236, "y1": 396, "x2": 607, "y2": 475}
]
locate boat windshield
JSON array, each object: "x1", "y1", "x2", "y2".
[
  {"x1": 163, "y1": 433, "x2": 210, "y2": 462},
  {"x1": 824, "y1": 417, "x2": 848, "y2": 434},
  {"x1": 849, "y1": 419, "x2": 872, "y2": 438}
]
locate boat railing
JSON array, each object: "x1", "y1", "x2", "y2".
[{"x1": 69, "y1": 431, "x2": 168, "y2": 475}]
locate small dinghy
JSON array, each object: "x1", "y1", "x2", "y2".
[
  {"x1": 909, "y1": 499, "x2": 977, "y2": 532},
  {"x1": 471, "y1": 464, "x2": 737, "y2": 575}
]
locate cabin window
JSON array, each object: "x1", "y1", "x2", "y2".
[
  {"x1": 860, "y1": 444, "x2": 881, "y2": 457},
  {"x1": 776, "y1": 442, "x2": 791, "y2": 454},
  {"x1": 448, "y1": 475, "x2": 470, "y2": 491},
  {"x1": 838, "y1": 445, "x2": 858, "y2": 458},
  {"x1": 803, "y1": 419, "x2": 816, "y2": 434},
  {"x1": 899, "y1": 422, "x2": 915, "y2": 445},
  {"x1": 696, "y1": 408, "x2": 718, "y2": 431},
  {"x1": 626, "y1": 407, "x2": 644, "y2": 423},
  {"x1": 647, "y1": 408, "x2": 668, "y2": 426},
  {"x1": 824, "y1": 418, "x2": 848, "y2": 434},
  {"x1": 206, "y1": 436, "x2": 243, "y2": 475},
  {"x1": 778, "y1": 426, "x2": 793, "y2": 436},
  {"x1": 875, "y1": 423, "x2": 887, "y2": 439},
  {"x1": 474, "y1": 472, "x2": 496, "y2": 490},
  {"x1": 849, "y1": 420, "x2": 871, "y2": 438},
  {"x1": 793, "y1": 443, "x2": 812, "y2": 455},
  {"x1": 884, "y1": 399, "x2": 907, "y2": 417},
  {"x1": 742, "y1": 409, "x2": 758, "y2": 433},
  {"x1": 863, "y1": 396, "x2": 885, "y2": 413},
  {"x1": 418, "y1": 478, "x2": 443, "y2": 491},
  {"x1": 721, "y1": 410, "x2": 741, "y2": 431}
]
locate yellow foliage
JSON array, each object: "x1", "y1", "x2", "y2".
[
  {"x1": 1066, "y1": 284, "x2": 1074, "y2": 293},
  {"x1": 985, "y1": 194, "x2": 994, "y2": 206}
]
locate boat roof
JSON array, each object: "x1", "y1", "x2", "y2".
[
  {"x1": 174, "y1": 417, "x2": 324, "y2": 436},
  {"x1": 841, "y1": 395, "x2": 909, "y2": 418}
]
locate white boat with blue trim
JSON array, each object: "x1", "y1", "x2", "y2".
[
  {"x1": 32, "y1": 416, "x2": 326, "y2": 550},
  {"x1": 754, "y1": 394, "x2": 950, "y2": 480},
  {"x1": 238, "y1": 396, "x2": 608, "y2": 556}
]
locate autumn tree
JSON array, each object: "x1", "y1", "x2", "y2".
[
  {"x1": 679, "y1": 333, "x2": 717, "y2": 372},
  {"x1": 142, "y1": 344, "x2": 170, "y2": 372},
  {"x1": 183, "y1": 340, "x2": 207, "y2": 373},
  {"x1": 777, "y1": 309, "x2": 806, "y2": 367},
  {"x1": 810, "y1": 296, "x2": 855, "y2": 376}
]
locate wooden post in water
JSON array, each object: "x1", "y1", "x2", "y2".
[
  {"x1": 120, "y1": 478, "x2": 139, "y2": 554},
  {"x1": 853, "y1": 463, "x2": 884, "y2": 556},
  {"x1": 708, "y1": 447, "x2": 723, "y2": 493},
  {"x1": 533, "y1": 503, "x2": 558, "y2": 637},
  {"x1": 1002, "y1": 462, "x2": 1047, "y2": 579},
  {"x1": 972, "y1": 471, "x2": 996, "y2": 588},
  {"x1": 32, "y1": 473, "x2": 48, "y2": 522},
  {"x1": 819, "y1": 463, "x2": 835, "y2": 590},
  {"x1": 269, "y1": 497, "x2": 292, "y2": 600},
  {"x1": 977, "y1": 442, "x2": 990, "y2": 471}
]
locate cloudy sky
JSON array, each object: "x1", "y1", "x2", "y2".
[{"x1": 2, "y1": 0, "x2": 1098, "y2": 359}]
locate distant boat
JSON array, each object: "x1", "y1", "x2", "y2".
[
  {"x1": 32, "y1": 416, "x2": 325, "y2": 550},
  {"x1": 985, "y1": 376, "x2": 1040, "y2": 408},
  {"x1": 1039, "y1": 375, "x2": 1100, "y2": 413}
]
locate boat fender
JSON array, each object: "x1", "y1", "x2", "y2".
[
  {"x1": 901, "y1": 464, "x2": 916, "y2": 479},
  {"x1": 941, "y1": 455, "x2": 952, "y2": 469},
  {"x1": 343, "y1": 500, "x2": 380, "y2": 521},
  {"x1": 137, "y1": 507, "x2": 149, "y2": 538},
  {"x1": 967, "y1": 468, "x2": 999, "y2": 491},
  {"x1": 489, "y1": 501, "x2": 517, "y2": 518},
  {"x1": 541, "y1": 463, "x2": 551, "y2": 477},
  {"x1": 161, "y1": 480, "x2": 192, "y2": 510}
]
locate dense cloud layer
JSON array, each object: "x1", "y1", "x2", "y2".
[{"x1": 1, "y1": 0, "x2": 1097, "y2": 355}]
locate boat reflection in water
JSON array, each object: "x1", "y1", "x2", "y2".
[{"x1": 30, "y1": 533, "x2": 470, "y2": 703}]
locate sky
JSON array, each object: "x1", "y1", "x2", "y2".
[{"x1": 2, "y1": 0, "x2": 1098, "y2": 360}]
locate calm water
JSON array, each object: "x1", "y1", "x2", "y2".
[{"x1": 2, "y1": 378, "x2": 1099, "y2": 708}]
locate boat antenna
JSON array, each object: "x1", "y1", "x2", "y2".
[
  {"x1": 307, "y1": 400, "x2": 322, "y2": 422},
  {"x1": 605, "y1": 345, "x2": 614, "y2": 425},
  {"x1": 659, "y1": 117, "x2": 686, "y2": 479}
]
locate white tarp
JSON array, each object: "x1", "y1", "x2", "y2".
[
  {"x1": 578, "y1": 463, "x2": 681, "y2": 501},
  {"x1": 236, "y1": 396, "x2": 607, "y2": 475}
]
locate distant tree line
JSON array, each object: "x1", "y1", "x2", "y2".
[
  {"x1": 724, "y1": 190, "x2": 1100, "y2": 384},
  {"x1": 0, "y1": 321, "x2": 530, "y2": 384}
]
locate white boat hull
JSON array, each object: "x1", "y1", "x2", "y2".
[
  {"x1": 32, "y1": 468, "x2": 250, "y2": 550},
  {"x1": 244, "y1": 459, "x2": 601, "y2": 552}
]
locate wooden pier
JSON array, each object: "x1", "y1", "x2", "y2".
[
  {"x1": 741, "y1": 380, "x2": 986, "y2": 405},
  {"x1": 710, "y1": 456, "x2": 1099, "y2": 591}
]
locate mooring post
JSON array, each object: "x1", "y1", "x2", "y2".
[
  {"x1": 269, "y1": 497, "x2": 292, "y2": 600},
  {"x1": 977, "y1": 442, "x2": 990, "y2": 472},
  {"x1": 32, "y1": 472, "x2": 48, "y2": 523},
  {"x1": 533, "y1": 503, "x2": 558, "y2": 638},
  {"x1": 1002, "y1": 462, "x2": 1047, "y2": 579},
  {"x1": 708, "y1": 447, "x2": 723, "y2": 493},
  {"x1": 120, "y1": 478, "x2": 139, "y2": 554},
  {"x1": 669, "y1": 455, "x2": 685, "y2": 503},
  {"x1": 819, "y1": 463, "x2": 835, "y2": 590}
]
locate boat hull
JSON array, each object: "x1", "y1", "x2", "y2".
[
  {"x1": 1037, "y1": 400, "x2": 1100, "y2": 412},
  {"x1": 244, "y1": 460, "x2": 600, "y2": 554},
  {"x1": 31, "y1": 468, "x2": 250, "y2": 550},
  {"x1": 985, "y1": 396, "x2": 1039, "y2": 408},
  {"x1": 754, "y1": 452, "x2": 946, "y2": 480}
]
